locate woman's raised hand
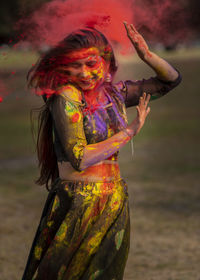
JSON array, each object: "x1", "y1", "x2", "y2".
[
  {"x1": 127, "y1": 92, "x2": 151, "y2": 137},
  {"x1": 136, "y1": 92, "x2": 151, "y2": 128},
  {"x1": 123, "y1": 21, "x2": 151, "y2": 60}
]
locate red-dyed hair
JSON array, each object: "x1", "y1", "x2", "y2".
[{"x1": 28, "y1": 27, "x2": 117, "y2": 93}]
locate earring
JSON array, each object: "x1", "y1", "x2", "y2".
[{"x1": 105, "y1": 73, "x2": 112, "y2": 83}]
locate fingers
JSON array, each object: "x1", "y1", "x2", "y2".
[
  {"x1": 146, "y1": 93, "x2": 151, "y2": 103},
  {"x1": 146, "y1": 106, "x2": 151, "y2": 115},
  {"x1": 139, "y1": 92, "x2": 150, "y2": 104},
  {"x1": 138, "y1": 92, "x2": 151, "y2": 113},
  {"x1": 123, "y1": 21, "x2": 137, "y2": 34},
  {"x1": 144, "y1": 92, "x2": 151, "y2": 107},
  {"x1": 123, "y1": 21, "x2": 129, "y2": 33},
  {"x1": 130, "y1": 24, "x2": 137, "y2": 33},
  {"x1": 139, "y1": 92, "x2": 146, "y2": 106},
  {"x1": 134, "y1": 93, "x2": 150, "y2": 134},
  {"x1": 136, "y1": 105, "x2": 141, "y2": 116}
]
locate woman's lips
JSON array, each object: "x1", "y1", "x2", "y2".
[{"x1": 80, "y1": 79, "x2": 94, "y2": 85}]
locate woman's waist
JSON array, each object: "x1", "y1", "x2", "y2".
[
  {"x1": 51, "y1": 176, "x2": 128, "y2": 197},
  {"x1": 58, "y1": 160, "x2": 121, "y2": 182}
]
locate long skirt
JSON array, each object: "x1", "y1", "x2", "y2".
[{"x1": 22, "y1": 177, "x2": 130, "y2": 280}]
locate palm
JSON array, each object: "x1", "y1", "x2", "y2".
[{"x1": 123, "y1": 21, "x2": 150, "y2": 59}]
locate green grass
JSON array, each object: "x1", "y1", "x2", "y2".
[
  {"x1": 0, "y1": 49, "x2": 38, "y2": 71},
  {"x1": 0, "y1": 166, "x2": 38, "y2": 194},
  {"x1": 0, "y1": 115, "x2": 34, "y2": 158}
]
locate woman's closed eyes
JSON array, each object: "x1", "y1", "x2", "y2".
[{"x1": 68, "y1": 60, "x2": 97, "y2": 69}]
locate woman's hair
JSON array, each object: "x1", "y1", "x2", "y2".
[
  {"x1": 28, "y1": 27, "x2": 118, "y2": 91},
  {"x1": 29, "y1": 28, "x2": 117, "y2": 190}
]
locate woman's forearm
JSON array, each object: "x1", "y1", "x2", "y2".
[
  {"x1": 80, "y1": 93, "x2": 150, "y2": 170},
  {"x1": 142, "y1": 51, "x2": 179, "y2": 82},
  {"x1": 52, "y1": 92, "x2": 150, "y2": 172},
  {"x1": 79, "y1": 126, "x2": 134, "y2": 170},
  {"x1": 123, "y1": 22, "x2": 179, "y2": 83}
]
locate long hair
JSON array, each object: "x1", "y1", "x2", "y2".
[{"x1": 28, "y1": 27, "x2": 118, "y2": 189}]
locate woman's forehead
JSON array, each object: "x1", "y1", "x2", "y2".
[{"x1": 64, "y1": 47, "x2": 100, "y2": 63}]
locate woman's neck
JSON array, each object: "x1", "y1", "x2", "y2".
[{"x1": 84, "y1": 87, "x2": 105, "y2": 107}]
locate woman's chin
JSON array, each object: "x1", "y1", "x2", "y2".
[{"x1": 78, "y1": 83, "x2": 97, "y2": 91}]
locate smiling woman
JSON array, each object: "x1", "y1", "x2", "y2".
[
  {"x1": 22, "y1": 24, "x2": 181, "y2": 280},
  {"x1": 58, "y1": 47, "x2": 108, "y2": 91}
]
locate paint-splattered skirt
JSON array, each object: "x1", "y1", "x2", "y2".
[{"x1": 22, "y1": 177, "x2": 130, "y2": 280}]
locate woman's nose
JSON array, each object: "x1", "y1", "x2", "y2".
[{"x1": 79, "y1": 65, "x2": 91, "y2": 78}]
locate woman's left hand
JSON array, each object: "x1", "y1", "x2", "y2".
[
  {"x1": 123, "y1": 21, "x2": 180, "y2": 82},
  {"x1": 123, "y1": 21, "x2": 151, "y2": 60}
]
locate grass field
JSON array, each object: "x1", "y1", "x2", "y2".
[{"x1": 0, "y1": 48, "x2": 200, "y2": 280}]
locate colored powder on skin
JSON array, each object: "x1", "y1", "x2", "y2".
[
  {"x1": 63, "y1": 47, "x2": 100, "y2": 62},
  {"x1": 67, "y1": 52, "x2": 105, "y2": 91},
  {"x1": 112, "y1": 142, "x2": 120, "y2": 148},
  {"x1": 87, "y1": 146, "x2": 97, "y2": 151}
]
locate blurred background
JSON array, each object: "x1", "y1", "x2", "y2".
[{"x1": 0, "y1": 0, "x2": 200, "y2": 279}]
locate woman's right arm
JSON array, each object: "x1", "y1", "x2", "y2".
[
  {"x1": 79, "y1": 92, "x2": 150, "y2": 170},
  {"x1": 115, "y1": 74, "x2": 181, "y2": 108},
  {"x1": 118, "y1": 22, "x2": 182, "y2": 108},
  {"x1": 51, "y1": 87, "x2": 150, "y2": 171}
]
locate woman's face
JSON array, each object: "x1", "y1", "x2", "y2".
[{"x1": 58, "y1": 47, "x2": 110, "y2": 91}]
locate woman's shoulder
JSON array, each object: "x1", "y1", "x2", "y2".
[
  {"x1": 108, "y1": 81, "x2": 127, "y2": 104},
  {"x1": 112, "y1": 81, "x2": 127, "y2": 93},
  {"x1": 56, "y1": 84, "x2": 84, "y2": 106}
]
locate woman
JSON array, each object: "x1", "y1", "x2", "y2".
[{"x1": 22, "y1": 22, "x2": 181, "y2": 279}]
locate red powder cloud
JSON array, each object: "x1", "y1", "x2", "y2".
[
  {"x1": 16, "y1": 0, "x2": 189, "y2": 54},
  {"x1": 132, "y1": 0, "x2": 188, "y2": 45},
  {"x1": 18, "y1": 0, "x2": 133, "y2": 53},
  {"x1": 1, "y1": 0, "x2": 188, "y2": 102}
]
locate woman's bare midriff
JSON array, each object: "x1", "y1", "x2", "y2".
[{"x1": 58, "y1": 160, "x2": 121, "y2": 182}]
